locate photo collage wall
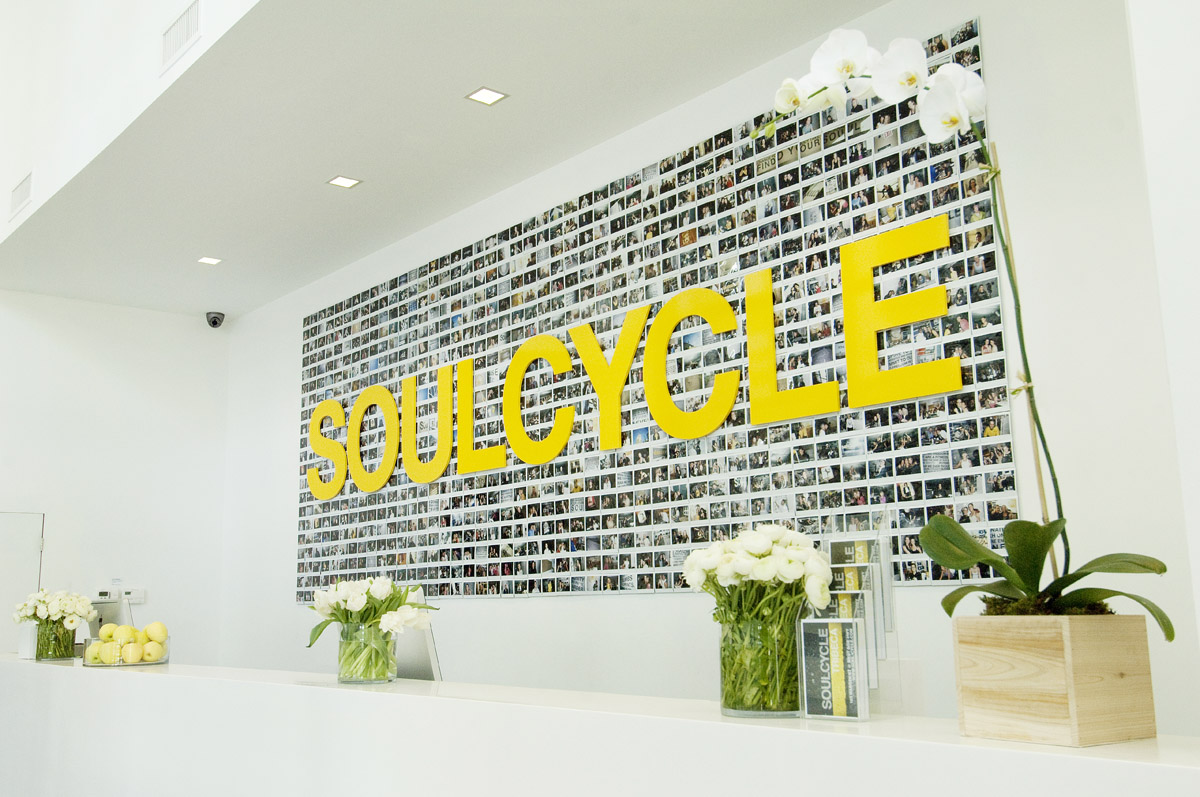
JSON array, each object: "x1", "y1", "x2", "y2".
[{"x1": 296, "y1": 19, "x2": 1015, "y2": 602}]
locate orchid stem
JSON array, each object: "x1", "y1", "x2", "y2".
[{"x1": 971, "y1": 121, "x2": 1069, "y2": 575}]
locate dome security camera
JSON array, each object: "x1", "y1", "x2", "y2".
[{"x1": 206, "y1": 312, "x2": 226, "y2": 329}]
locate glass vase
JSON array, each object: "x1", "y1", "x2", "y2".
[
  {"x1": 720, "y1": 610, "x2": 804, "y2": 717},
  {"x1": 337, "y1": 622, "x2": 397, "y2": 684},
  {"x1": 35, "y1": 620, "x2": 76, "y2": 661}
]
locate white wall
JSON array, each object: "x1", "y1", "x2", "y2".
[
  {"x1": 0, "y1": 0, "x2": 259, "y2": 244},
  {"x1": 1127, "y1": 0, "x2": 1200, "y2": 651},
  {"x1": 0, "y1": 290, "x2": 230, "y2": 663},
  {"x1": 217, "y1": 0, "x2": 1200, "y2": 733}
]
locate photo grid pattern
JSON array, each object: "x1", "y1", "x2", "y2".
[{"x1": 296, "y1": 19, "x2": 1013, "y2": 602}]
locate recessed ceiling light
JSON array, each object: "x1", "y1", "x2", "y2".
[
  {"x1": 467, "y1": 87, "x2": 507, "y2": 106},
  {"x1": 328, "y1": 176, "x2": 361, "y2": 188},
  {"x1": 198, "y1": 257, "x2": 222, "y2": 265}
]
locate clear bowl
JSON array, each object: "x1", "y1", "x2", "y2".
[{"x1": 81, "y1": 636, "x2": 170, "y2": 666}]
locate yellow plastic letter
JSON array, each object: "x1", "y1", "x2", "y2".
[
  {"x1": 568, "y1": 305, "x2": 650, "y2": 450},
  {"x1": 745, "y1": 268, "x2": 839, "y2": 423},
  {"x1": 346, "y1": 385, "x2": 400, "y2": 493},
  {"x1": 841, "y1": 215, "x2": 962, "y2": 407},
  {"x1": 456, "y1": 358, "x2": 506, "y2": 474},
  {"x1": 503, "y1": 336, "x2": 576, "y2": 465},
  {"x1": 643, "y1": 288, "x2": 740, "y2": 439},
  {"x1": 401, "y1": 365, "x2": 455, "y2": 483},
  {"x1": 306, "y1": 399, "x2": 347, "y2": 501}
]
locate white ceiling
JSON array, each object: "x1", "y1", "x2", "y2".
[{"x1": 0, "y1": 0, "x2": 888, "y2": 319}]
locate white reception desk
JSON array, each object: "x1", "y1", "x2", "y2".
[{"x1": 2, "y1": 654, "x2": 1198, "y2": 795}]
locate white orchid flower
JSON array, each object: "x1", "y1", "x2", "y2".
[
  {"x1": 810, "y1": 29, "x2": 880, "y2": 108},
  {"x1": 871, "y1": 38, "x2": 928, "y2": 103},
  {"x1": 917, "y1": 63, "x2": 986, "y2": 143},
  {"x1": 774, "y1": 78, "x2": 804, "y2": 115}
]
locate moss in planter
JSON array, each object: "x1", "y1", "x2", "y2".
[{"x1": 981, "y1": 595, "x2": 1113, "y2": 616}]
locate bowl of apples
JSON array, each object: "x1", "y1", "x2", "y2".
[{"x1": 83, "y1": 622, "x2": 169, "y2": 666}]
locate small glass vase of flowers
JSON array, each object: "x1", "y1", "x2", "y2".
[
  {"x1": 685, "y1": 524, "x2": 833, "y2": 716},
  {"x1": 307, "y1": 578, "x2": 436, "y2": 684},
  {"x1": 12, "y1": 589, "x2": 98, "y2": 660}
]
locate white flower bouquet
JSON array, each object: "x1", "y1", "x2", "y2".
[
  {"x1": 13, "y1": 589, "x2": 98, "y2": 660},
  {"x1": 307, "y1": 577, "x2": 435, "y2": 684},
  {"x1": 684, "y1": 524, "x2": 833, "y2": 715}
]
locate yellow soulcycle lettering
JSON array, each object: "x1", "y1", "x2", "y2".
[
  {"x1": 456, "y1": 358, "x2": 506, "y2": 474},
  {"x1": 841, "y1": 215, "x2": 962, "y2": 407},
  {"x1": 643, "y1": 288, "x2": 740, "y2": 439},
  {"x1": 745, "y1": 268, "x2": 839, "y2": 424},
  {"x1": 346, "y1": 385, "x2": 400, "y2": 493},
  {"x1": 401, "y1": 365, "x2": 455, "y2": 483},
  {"x1": 503, "y1": 335, "x2": 576, "y2": 465},
  {"x1": 306, "y1": 399, "x2": 348, "y2": 501},
  {"x1": 568, "y1": 305, "x2": 650, "y2": 450}
]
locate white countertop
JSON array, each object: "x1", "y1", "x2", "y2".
[{"x1": 2, "y1": 653, "x2": 1198, "y2": 795}]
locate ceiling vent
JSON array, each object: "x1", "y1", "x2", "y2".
[
  {"x1": 10, "y1": 172, "x2": 31, "y2": 219},
  {"x1": 162, "y1": 1, "x2": 201, "y2": 72}
]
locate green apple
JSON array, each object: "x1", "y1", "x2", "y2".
[
  {"x1": 120, "y1": 642, "x2": 144, "y2": 663},
  {"x1": 84, "y1": 641, "x2": 103, "y2": 664},
  {"x1": 142, "y1": 641, "x2": 165, "y2": 662},
  {"x1": 134, "y1": 629, "x2": 150, "y2": 646},
  {"x1": 143, "y1": 622, "x2": 168, "y2": 644},
  {"x1": 113, "y1": 625, "x2": 136, "y2": 645},
  {"x1": 98, "y1": 641, "x2": 121, "y2": 665},
  {"x1": 98, "y1": 623, "x2": 117, "y2": 642}
]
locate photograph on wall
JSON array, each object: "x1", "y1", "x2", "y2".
[{"x1": 295, "y1": 19, "x2": 1017, "y2": 603}]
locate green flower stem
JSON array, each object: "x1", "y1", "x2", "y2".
[
  {"x1": 35, "y1": 620, "x2": 74, "y2": 660},
  {"x1": 971, "y1": 121, "x2": 1070, "y2": 575},
  {"x1": 338, "y1": 624, "x2": 396, "y2": 683}
]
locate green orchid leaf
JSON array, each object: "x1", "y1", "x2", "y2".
[
  {"x1": 1053, "y1": 588, "x2": 1174, "y2": 642},
  {"x1": 307, "y1": 619, "x2": 333, "y2": 648},
  {"x1": 920, "y1": 515, "x2": 1028, "y2": 593},
  {"x1": 1042, "y1": 553, "x2": 1168, "y2": 597},
  {"x1": 1002, "y1": 518, "x2": 1064, "y2": 594},
  {"x1": 940, "y1": 580, "x2": 1025, "y2": 616}
]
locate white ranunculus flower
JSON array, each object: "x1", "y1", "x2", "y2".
[
  {"x1": 757, "y1": 524, "x2": 788, "y2": 543},
  {"x1": 731, "y1": 552, "x2": 757, "y2": 577},
  {"x1": 774, "y1": 78, "x2": 804, "y2": 115},
  {"x1": 871, "y1": 38, "x2": 928, "y2": 103},
  {"x1": 35, "y1": 604, "x2": 48, "y2": 620},
  {"x1": 62, "y1": 615, "x2": 80, "y2": 631},
  {"x1": 368, "y1": 577, "x2": 394, "y2": 601},
  {"x1": 749, "y1": 557, "x2": 779, "y2": 582},
  {"x1": 804, "y1": 556, "x2": 834, "y2": 585},
  {"x1": 782, "y1": 531, "x2": 812, "y2": 549},
  {"x1": 683, "y1": 565, "x2": 705, "y2": 589},
  {"x1": 21, "y1": 604, "x2": 34, "y2": 617},
  {"x1": 805, "y1": 577, "x2": 832, "y2": 610},
  {"x1": 917, "y1": 64, "x2": 986, "y2": 143},
  {"x1": 345, "y1": 593, "x2": 367, "y2": 613},
  {"x1": 86, "y1": 610, "x2": 98, "y2": 622},
  {"x1": 739, "y1": 530, "x2": 772, "y2": 556},
  {"x1": 715, "y1": 555, "x2": 741, "y2": 587},
  {"x1": 778, "y1": 559, "x2": 807, "y2": 583}
]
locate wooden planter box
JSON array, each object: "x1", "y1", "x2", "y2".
[{"x1": 953, "y1": 615, "x2": 1156, "y2": 747}]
